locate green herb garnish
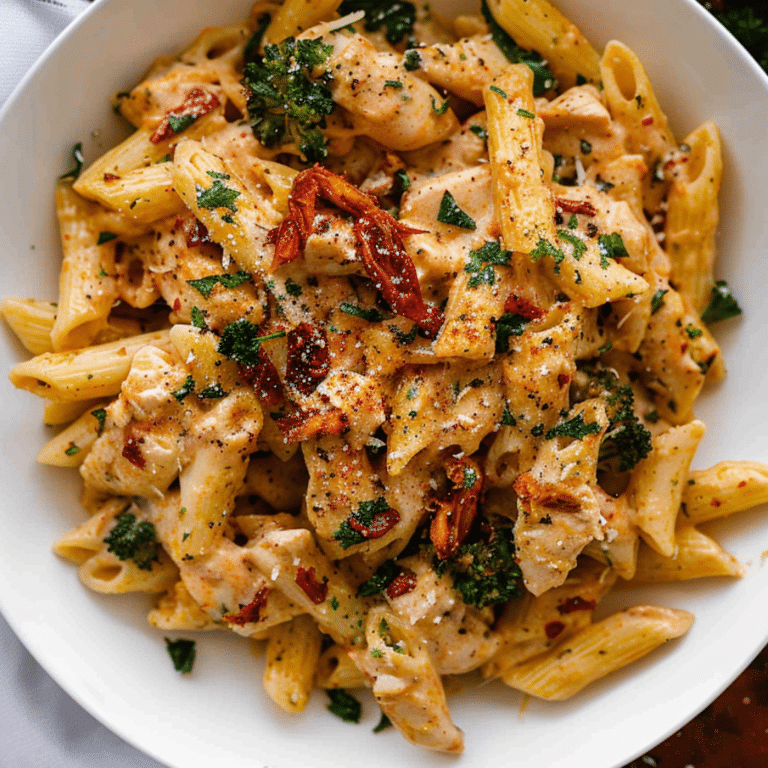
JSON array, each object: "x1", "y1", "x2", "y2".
[
  {"x1": 164, "y1": 638, "x2": 196, "y2": 674},
  {"x1": 437, "y1": 190, "x2": 476, "y2": 230}
]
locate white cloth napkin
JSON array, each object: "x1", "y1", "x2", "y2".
[{"x1": 0, "y1": 7, "x2": 164, "y2": 767}]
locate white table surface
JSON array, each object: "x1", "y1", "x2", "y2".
[{"x1": 0, "y1": 2, "x2": 164, "y2": 766}]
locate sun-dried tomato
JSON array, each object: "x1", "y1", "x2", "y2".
[
  {"x1": 177, "y1": 215, "x2": 212, "y2": 248},
  {"x1": 285, "y1": 322, "x2": 330, "y2": 396},
  {"x1": 296, "y1": 566, "x2": 328, "y2": 604},
  {"x1": 276, "y1": 406, "x2": 348, "y2": 443},
  {"x1": 504, "y1": 294, "x2": 547, "y2": 321},
  {"x1": 150, "y1": 87, "x2": 221, "y2": 144},
  {"x1": 223, "y1": 587, "x2": 269, "y2": 626},
  {"x1": 554, "y1": 197, "x2": 597, "y2": 217},
  {"x1": 430, "y1": 456, "x2": 483, "y2": 560},
  {"x1": 268, "y1": 165, "x2": 444, "y2": 337},
  {"x1": 239, "y1": 347, "x2": 283, "y2": 405},
  {"x1": 557, "y1": 596, "x2": 597, "y2": 615},
  {"x1": 513, "y1": 472, "x2": 582, "y2": 515},
  {"x1": 385, "y1": 571, "x2": 418, "y2": 599},
  {"x1": 122, "y1": 432, "x2": 146, "y2": 469},
  {"x1": 348, "y1": 506, "x2": 400, "y2": 540}
]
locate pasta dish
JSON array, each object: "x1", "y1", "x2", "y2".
[{"x1": 3, "y1": 0, "x2": 765, "y2": 753}]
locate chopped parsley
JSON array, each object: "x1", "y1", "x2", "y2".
[
  {"x1": 64, "y1": 443, "x2": 81, "y2": 456},
  {"x1": 701, "y1": 280, "x2": 742, "y2": 324},
  {"x1": 500, "y1": 403, "x2": 516, "y2": 426},
  {"x1": 282, "y1": 277, "x2": 302, "y2": 297},
  {"x1": 326, "y1": 689, "x2": 362, "y2": 723},
  {"x1": 685, "y1": 324, "x2": 704, "y2": 339},
  {"x1": 480, "y1": 0, "x2": 557, "y2": 95},
  {"x1": 172, "y1": 375, "x2": 196, "y2": 402},
  {"x1": 597, "y1": 232, "x2": 629, "y2": 269},
  {"x1": 394, "y1": 168, "x2": 411, "y2": 191},
  {"x1": 332, "y1": 497, "x2": 390, "y2": 549},
  {"x1": 530, "y1": 237, "x2": 566, "y2": 272},
  {"x1": 103, "y1": 511, "x2": 160, "y2": 570},
  {"x1": 557, "y1": 230, "x2": 587, "y2": 261},
  {"x1": 338, "y1": 0, "x2": 416, "y2": 45},
  {"x1": 243, "y1": 11, "x2": 272, "y2": 63},
  {"x1": 495, "y1": 313, "x2": 528, "y2": 353},
  {"x1": 469, "y1": 124, "x2": 489, "y2": 140},
  {"x1": 168, "y1": 113, "x2": 197, "y2": 134},
  {"x1": 340, "y1": 302, "x2": 385, "y2": 322},
  {"x1": 582, "y1": 370, "x2": 653, "y2": 473},
  {"x1": 186, "y1": 270, "x2": 251, "y2": 298},
  {"x1": 650, "y1": 288, "x2": 668, "y2": 315},
  {"x1": 60, "y1": 142, "x2": 84, "y2": 180},
  {"x1": 91, "y1": 407, "x2": 107, "y2": 435},
  {"x1": 463, "y1": 465, "x2": 478, "y2": 488},
  {"x1": 197, "y1": 382, "x2": 227, "y2": 399},
  {"x1": 243, "y1": 37, "x2": 335, "y2": 163},
  {"x1": 580, "y1": 139, "x2": 593, "y2": 154},
  {"x1": 434, "y1": 514, "x2": 523, "y2": 609},
  {"x1": 217, "y1": 319, "x2": 286, "y2": 366},
  {"x1": 373, "y1": 713, "x2": 392, "y2": 733},
  {"x1": 546, "y1": 412, "x2": 602, "y2": 440},
  {"x1": 196, "y1": 179, "x2": 241, "y2": 212},
  {"x1": 358, "y1": 558, "x2": 400, "y2": 596},
  {"x1": 430, "y1": 95, "x2": 450, "y2": 115},
  {"x1": 164, "y1": 638, "x2": 196, "y2": 674},
  {"x1": 389, "y1": 324, "x2": 418, "y2": 345},
  {"x1": 464, "y1": 241, "x2": 511, "y2": 288},
  {"x1": 97, "y1": 232, "x2": 118, "y2": 245},
  {"x1": 517, "y1": 108, "x2": 535, "y2": 119},
  {"x1": 437, "y1": 191, "x2": 476, "y2": 230},
  {"x1": 489, "y1": 85, "x2": 508, "y2": 99},
  {"x1": 403, "y1": 49, "x2": 421, "y2": 71},
  {"x1": 190, "y1": 306, "x2": 207, "y2": 329}
]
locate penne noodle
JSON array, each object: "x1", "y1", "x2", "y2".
[
  {"x1": 502, "y1": 605, "x2": 694, "y2": 700},
  {"x1": 263, "y1": 614, "x2": 323, "y2": 713}
]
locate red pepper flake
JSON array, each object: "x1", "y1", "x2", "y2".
[
  {"x1": 172, "y1": 298, "x2": 182, "y2": 313},
  {"x1": 711, "y1": 498, "x2": 722, "y2": 507},
  {"x1": 504, "y1": 294, "x2": 546, "y2": 321},
  {"x1": 557, "y1": 596, "x2": 596, "y2": 615},
  {"x1": 642, "y1": 116, "x2": 654, "y2": 126},
  {"x1": 150, "y1": 87, "x2": 220, "y2": 144},
  {"x1": 103, "y1": 173, "x2": 121, "y2": 182},
  {"x1": 348, "y1": 507, "x2": 400, "y2": 540},
  {"x1": 296, "y1": 566, "x2": 328, "y2": 604},
  {"x1": 738, "y1": 481, "x2": 747, "y2": 488},
  {"x1": 545, "y1": 620, "x2": 565, "y2": 639},
  {"x1": 554, "y1": 197, "x2": 597, "y2": 217},
  {"x1": 557, "y1": 373, "x2": 571, "y2": 389},
  {"x1": 430, "y1": 456, "x2": 483, "y2": 560},
  {"x1": 239, "y1": 347, "x2": 283, "y2": 405},
  {"x1": 276, "y1": 406, "x2": 348, "y2": 443},
  {"x1": 268, "y1": 166, "x2": 443, "y2": 337},
  {"x1": 385, "y1": 571, "x2": 418, "y2": 599},
  {"x1": 122, "y1": 434, "x2": 146, "y2": 469},
  {"x1": 223, "y1": 587, "x2": 269, "y2": 626},
  {"x1": 285, "y1": 322, "x2": 330, "y2": 396}
]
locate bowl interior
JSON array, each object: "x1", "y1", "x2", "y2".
[{"x1": 1, "y1": 1, "x2": 767, "y2": 767}]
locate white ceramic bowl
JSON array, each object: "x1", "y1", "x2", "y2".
[{"x1": 1, "y1": 1, "x2": 767, "y2": 767}]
